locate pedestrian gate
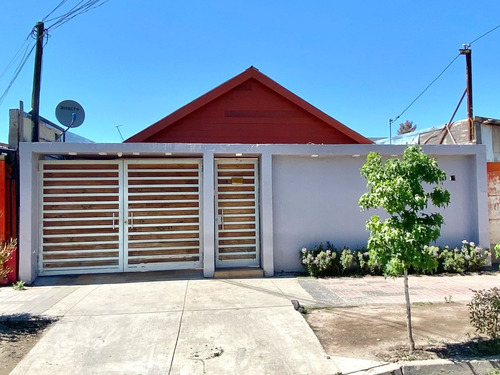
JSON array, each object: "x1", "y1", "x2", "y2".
[{"x1": 215, "y1": 159, "x2": 260, "y2": 268}]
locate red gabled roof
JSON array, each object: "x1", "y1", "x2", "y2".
[{"x1": 125, "y1": 67, "x2": 372, "y2": 144}]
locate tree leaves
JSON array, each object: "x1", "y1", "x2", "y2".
[
  {"x1": 359, "y1": 145, "x2": 450, "y2": 277},
  {"x1": 397, "y1": 120, "x2": 417, "y2": 135}
]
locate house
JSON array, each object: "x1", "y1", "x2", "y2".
[{"x1": 17, "y1": 68, "x2": 489, "y2": 283}]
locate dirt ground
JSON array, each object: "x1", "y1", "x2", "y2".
[
  {"x1": 0, "y1": 318, "x2": 55, "y2": 375},
  {"x1": 306, "y1": 301, "x2": 497, "y2": 362}
]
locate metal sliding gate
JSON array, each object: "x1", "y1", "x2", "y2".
[
  {"x1": 39, "y1": 159, "x2": 202, "y2": 275},
  {"x1": 215, "y1": 158, "x2": 260, "y2": 268}
]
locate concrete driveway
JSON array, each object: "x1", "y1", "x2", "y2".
[
  {"x1": 5, "y1": 272, "x2": 496, "y2": 374},
  {"x1": 3, "y1": 274, "x2": 351, "y2": 375}
]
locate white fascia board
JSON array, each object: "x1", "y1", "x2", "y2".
[{"x1": 20, "y1": 142, "x2": 486, "y2": 158}]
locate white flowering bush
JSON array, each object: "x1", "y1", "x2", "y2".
[
  {"x1": 354, "y1": 249, "x2": 370, "y2": 274},
  {"x1": 438, "y1": 240, "x2": 489, "y2": 273},
  {"x1": 340, "y1": 248, "x2": 356, "y2": 274},
  {"x1": 300, "y1": 242, "x2": 338, "y2": 277},
  {"x1": 300, "y1": 240, "x2": 489, "y2": 278},
  {"x1": 462, "y1": 240, "x2": 490, "y2": 271},
  {"x1": 438, "y1": 245, "x2": 466, "y2": 273}
]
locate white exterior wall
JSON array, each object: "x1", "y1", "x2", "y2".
[
  {"x1": 19, "y1": 142, "x2": 489, "y2": 282},
  {"x1": 272, "y1": 155, "x2": 372, "y2": 272},
  {"x1": 480, "y1": 124, "x2": 500, "y2": 162},
  {"x1": 272, "y1": 153, "x2": 486, "y2": 272}
]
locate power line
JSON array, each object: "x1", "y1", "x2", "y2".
[
  {"x1": 390, "y1": 53, "x2": 461, "y2": 124},
  {"x1": 0, "y1": 0, "x2": 111, "y2": 109},
  {"x1": 47, "y1": 0, "x2": 110, "y2": 31},
  {"x1": 42, "y1": 0, "x2": 70, "y2": 21},
  {"x1": 45, "y1": 0, "x2": 88, "y2": 23},
  {"x1": 0, "y1": 43, "x2": 36, "y2": 107},
  {"x1": 46, "y1": 0, "x2": 89, "y2": 25},
  {"x1": 0, "y1": 32, "x2": 33, "y2": 81},
  {"x1": 0, "y1": 26, "x2": 45, "y2": 108},
  {"x1": 389, "y1": 22, "x2": 500, "y2": 126},
  {"x1": 469, "y1": 22, "x2": 500, "y2": 45}
]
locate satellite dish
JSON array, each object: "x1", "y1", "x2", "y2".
[{"x1": 55, "y1": 100, "x2": 85, "y2": 128}]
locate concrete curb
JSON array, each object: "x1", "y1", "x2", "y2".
[{"x1": 355, "y1": 357, "x2": 500, "y2": 375}]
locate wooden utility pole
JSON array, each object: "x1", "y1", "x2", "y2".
[
  {"x1": 30, "y1": 21, "x2": 44, "y2": 142},
  {"x1": 459, "y1": 46, "x2": 473, "y2": 142}
]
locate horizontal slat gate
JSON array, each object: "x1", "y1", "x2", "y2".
[
  {"x1": 124, "y1": 160, "x2": 202, "y2": 270},
  {"x1": 40, "y1": 161, "x2": 122, "y2": 274},
  {"x1": 40, "y1": 159, "x2": 203, "y2": 276},
  {"x1": 215, "y1": 159, "x2": 260, "y2": 268}
]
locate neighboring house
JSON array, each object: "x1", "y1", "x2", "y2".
[
  {"x1": 376, "y1": 116, "x2": 500, "y2": 251},
  {"x1": 376, "y1": 116, "x2": 500, "y2": 150},
  {"x1": 17, "y1": 68, "x2": 489, "y2": 283},
  {"x1": 9, "y1": 108, "x2": 94, "y2": 145}
]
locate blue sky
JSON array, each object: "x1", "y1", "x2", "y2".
[{"x1": 1, "y1": 1, "x2": 499, "y2": 143}]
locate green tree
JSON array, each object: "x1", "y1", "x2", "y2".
[
  {"x1": 359, "y1": 145, "x2": 450, "y2": 352},
  {"x1": 397, "y1": 120, "x2": 417, "y2": 135}
]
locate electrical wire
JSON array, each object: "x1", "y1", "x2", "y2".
[
  {"x1": 42, "y1": 0, "x2": 70, "y2": 21},
  {"x1": 46, "y1": 0, "x2": 110, "y2": 31},
  {"x1": 469, "y1": 23, "x2": 500, "y2": 45},
  {"x1": 45, "y1": 0, "x2": 89, "y2": 24},
  {"x1": 0, "y1": 27, "x2": 38, "y2": 108},
  {"x1": 0, "y1": 33, "x2": 33, "y2": 81},
  {"x1": 390, "y1": 53, "x2": 461, "y2": 124},
  {"x1": 0, "y1": 42, "x2": 36, "y2": 107},
  {"x1": 390, "y1": 22, "x2": 500, "y2": 125},
  {"x1": 0, "y1": 0, "x2": 110, "y2": 109}
]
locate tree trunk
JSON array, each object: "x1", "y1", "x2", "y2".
[{"x1": 404, "y1": 269, "x2": 415, "y2": 352}]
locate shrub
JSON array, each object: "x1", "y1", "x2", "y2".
[
  {"x1": 438, "y1": 241, "x2": 489, "y2": 273},
  {"x1": 494, "y1": 244, "x2": 500, "y2": 269},
  {"x1": 461, "y1": 240, "x2": 489, "y2": 271},
  {"x1": 354, "y1": 250, "x2": 369, "y2": 274},
  {"x1": 354, "y1": 248, "x2": 383, "y2": 275},
  {"x1": 468, "y1": 287, "x2": 500, "y2": 340},
  {"x1": 438, "y1": 245, "x2": 466, "y2": 273},
  {"x1": 340, "y1": 248, "x2": 357, "y2": 275},
  {"x1": 300, "y1": 242, "x2": 338, "y2": 277},
  {"x1": 0, "y1": 239, "x2": 16, "y2": 279},
  {"x1": 300, "y1": 239, "x2": 488, "y2": 278}
]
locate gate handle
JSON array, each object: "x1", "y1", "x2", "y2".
[
  {"x1": 112, "y1": 213, "x2": 116, "y2": 230},
  {"x1": 221, "y1": 209, "x2": 224, "y2": 230},
  {"x1": 130, "y1": 213, "x2": 134, "y2": 229}
]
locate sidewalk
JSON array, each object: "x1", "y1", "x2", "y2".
[
  {"x1": 300, "y1": 272, "x2": 500, "y2": 307},
  {"x1": 1, "y1": 272, "x2": 499, "y2": 374},
  {"x1": 1, "y1": 274, "x2": 338, "y2": 375}
]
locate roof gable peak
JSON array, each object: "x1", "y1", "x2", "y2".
[{"x1": 125, "y1": 67, "x2": 372, "y2": 144}]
